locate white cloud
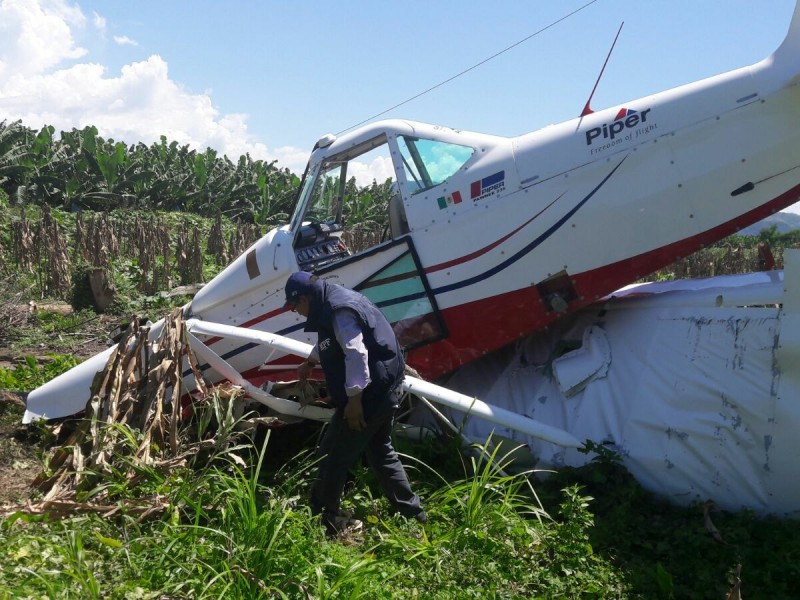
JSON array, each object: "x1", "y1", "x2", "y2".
[
  {"x1": 0, "y1": 0, "x2": 310, "y2": 174},
  {"x1": 92, "y1": 10, "x2": 105, "y2": 32},
  {"x1": 273, "y1": 145, "x2": 313, "y2": 173},
  {"x1": 348, "y1": 154, "x2": 394, "y2": 187},
  {"x1": 0, "y1": 0, "x2": 86, "y2": 79},
  {"x1": 113, "y1": 34, "x2": 137, "y2": 47}
]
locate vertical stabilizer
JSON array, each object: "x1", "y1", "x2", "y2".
[{"x1": 771, "y1": 1, "x2": 800, "y2": 67}]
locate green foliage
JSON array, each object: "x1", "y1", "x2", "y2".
[
  {"x1": 539, "y1": 446, "x2": 800, "y2": 599},
  {"x1": 0, "y1": 120, "x2": 300, "y2": 224},
  {"x1": 643, "y1": 226, "x2": 800, "y2": 281},
  {"x1": 69, "y1": 263, "x2": 96, "y2": 311},
  {"x1": 3, "y1": 307, "x2": 101, "y2": 356},
  {"x1": 104, "y1": 256, "x2": 188, "y2": 317},
  {"x1": 0, "y1": 354, "x2": 80, "y2": 390},
  {"x1": 755, "y1": 223, "x2": 800, "y2": 247},
  {"x1": 0, "y1": 433, "x2": 619, "y2": 598}
]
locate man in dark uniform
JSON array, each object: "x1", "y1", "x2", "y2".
[{"x1": 284, "y1": 271, "x2": 425, "y2": 536}]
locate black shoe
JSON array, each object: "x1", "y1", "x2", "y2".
[
  {"x1": 323, "y1": 512, "x2": 363, "y2": 537},
  {"x1": 413, "y1": 510, "x2": 427, "y2": 524}
]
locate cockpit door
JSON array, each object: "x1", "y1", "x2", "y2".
[{"x1": 315, "y1": 236, "x2": 447, "y2": 352}]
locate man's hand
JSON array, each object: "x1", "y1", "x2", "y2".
[
  {"x1": 344, "y1": 393, "x2": 366, "y2": 431},
  {"x1": 298, "y1": 359, "x2": 315, "y2": 381}
]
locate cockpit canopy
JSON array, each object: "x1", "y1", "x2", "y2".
[{"x1": 290, "y1": 124, "x2": 477, "y2": 270}]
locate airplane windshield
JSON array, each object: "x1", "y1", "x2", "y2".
[
  {"x1": 289, "y1": 168, "x2": 318, "y2": 231},
  {"x1": 289, "y1": 160, "x2": 347, "y2": 233},
  {"x1": 305, "y1": 162, "x2": 345, "y2": 225},
  {"x1": 398, "y1": 136, "x2": 475, "y2": 193}
]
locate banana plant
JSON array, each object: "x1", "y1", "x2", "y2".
[{"x1": 0, "y1": 119, "x2": 33, "y2": 187}]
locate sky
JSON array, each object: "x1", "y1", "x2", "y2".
[{"x1": 1, "y1": 0, "x2": 799, "y2": 210}]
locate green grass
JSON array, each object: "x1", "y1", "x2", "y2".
[
  {"x1": 5, "y1": 419, "x2": 797, "y2": 599},
  {"x1": 2, "y1": 371, "x2": 799, "y2": 598},
  {"x1": 0, "y1": 427, "x2": 625, "y2": 599},
  {"x1": 536, "y1": 449, "x2": 800, "y2": 599},
  {"x1": 1, "y1": 305, "x2": 106, "y2": 357}
]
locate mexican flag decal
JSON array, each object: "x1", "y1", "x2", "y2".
[{"x1": 437, "y1": 190, "x2": 463, "y2": 209}]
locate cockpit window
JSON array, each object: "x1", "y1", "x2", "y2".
[
  {"x1": 291, "y1": 140, "x2": 396, "y2": 270},
  {"x1": 305, "y1": 162, "x2": 345, "y2": 225},
  {"x1": 398, "y1": 136, "x2": 474, "y2": 193}
]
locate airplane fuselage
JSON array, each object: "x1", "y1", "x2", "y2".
[{"x1": 184, "y1": 8, "x2": 800, "y2": 384}]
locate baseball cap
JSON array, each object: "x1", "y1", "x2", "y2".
[{"x1": 284, "y1": 271, "x2": 318, "y2": 307}]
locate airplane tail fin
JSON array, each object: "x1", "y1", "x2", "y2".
[{"x1": 770, "y1": 2, "x2": 800, "y2": 68}]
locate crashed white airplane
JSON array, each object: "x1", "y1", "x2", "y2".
[{"x1": 25, "y1": 4, "x2": 800, "y2": 516}]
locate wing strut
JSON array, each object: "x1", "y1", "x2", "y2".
[{"x1": 185, "y1": 319, "x2": 582, "y2": 447}]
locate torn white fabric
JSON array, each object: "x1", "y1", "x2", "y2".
[{"x1": 439, "y1": 270, "x2": 800, "y2": 517}]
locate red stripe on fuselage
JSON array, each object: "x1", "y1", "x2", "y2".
[{"x1": 238, "y1": 354, "x2": 312, "y2": 388}]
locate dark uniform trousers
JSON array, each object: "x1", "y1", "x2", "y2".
[{"x1": 310, "y1": 386, "x2": 422, "y2": 523}]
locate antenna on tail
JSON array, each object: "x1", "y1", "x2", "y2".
[{"x1": 580, "y1": 22, "x2": 624, "y2": 117}]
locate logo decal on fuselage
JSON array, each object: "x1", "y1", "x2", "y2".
[
  {"x1": 437, "y1": 171, "x2": 506, "y2": 209},
  {"x1": 585, "y1": 108, "x2": 655, "y2": 152},
  {"x1": 470, "y1": 171, "x2": 505, "y2": 201}
]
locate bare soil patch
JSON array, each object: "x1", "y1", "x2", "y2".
[
  {"x1": 0, "y1": 392, "x2": 41, "y2": 513},
  {"x1": 1, "y1": 301, "x2": 112, "y2": 362}
]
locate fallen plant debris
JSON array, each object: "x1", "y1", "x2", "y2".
[{"x1": 21, "y1": 307, "x2": 260, "y2": 520}]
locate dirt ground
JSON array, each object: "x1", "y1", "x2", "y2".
[
  {"x1": 0, "y1": 302, "x2": 115, "y2": 512},
  {"x1": 0, "y1": 392, "x2": 40, "y2": 512}
]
